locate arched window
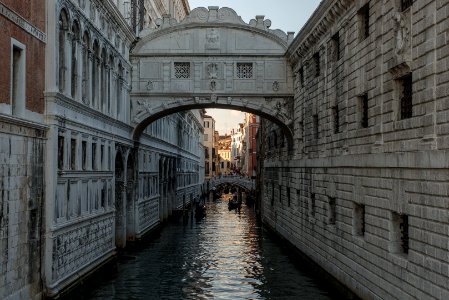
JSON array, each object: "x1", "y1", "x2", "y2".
[
  {"x1": 100, "y1": 48, "x2": 107, "y2": 112},
  {"x1": 117, "y1": 62, "x2": 123, "y2": 118},
  {"x1": 71, "y1": 21, "x2": 80, "y2": 99},
  {"x1": 92, "y1": 40, "x2": 100, "y2": 107},
  {"x1": 58, "y1": 9, "x2": 69, "y2": 92},
  {"x1": 108, "y1": 55, "x2": 114, "y2": 114},
  {"x1": 82, "y1": 31, "x2": 90, "y2": 102}
]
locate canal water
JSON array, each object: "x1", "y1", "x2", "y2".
[{"x1": 80, "y1": 199, "x2": 338, "y2": 299}]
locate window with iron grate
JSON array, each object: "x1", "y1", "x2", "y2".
[
  {"x1": 298, "y1": 67, "x2": 304, "y2": 87},
  {"x1": 313, "y1": 114, "x2": 319, "y2": 140},
  {"x1": 328, "y1": 197, "x2": 336, "y2": 225},
  {"x1": 400, "y1": 214, "x2": 409, "y2": 254},
  {"x1": 313, "y1": 52, "x2": 320, "y2": 77},
  {"x1": 401, "y1": 0, "x2": 413, "y2": 11},
  {"x1": 332, "y1": 105, "x2": 340, "y2": 134},
  {"x1": 354, "y1": 203, "x2": 365, "y2": 236},
  {"x1": 237, "y1": 63, "x2": 253, "y2": 79},
  {"x1": 360, "y1": 94, "x2": 369, "y2": 128},
  {"x1": 310, "y1": 193, "x2": 316, "y2": 217},
  {"x1": 331, "y1": 32, "x2": 341, "y2": 61},
  {"x1": 174, "y1": 62, "x2": 190, "y2": 79},
  {"x1": 391, "y1": 212, "x2": 409, "y2": 255},
  {"x1": 358, "y1": 3, "x2": 370, "y2": 40},
  {"x1": 279, "y1": 185, "x2": 282, "y2": 203},
  {"x1": 400, "y1": 74, "x2": 413, "y2": 119}
]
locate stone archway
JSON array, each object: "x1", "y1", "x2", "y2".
[{"x1": 130, "y1": 6, "x2": 295, "y2": 148}]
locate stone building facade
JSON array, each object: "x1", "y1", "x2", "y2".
[
  {"x1": 203, "y1": 114, "x2": 216, "y2": 179},
  {"x1": 242, "y1": 113, "x2": 259, "y2": 178},
  {"x1": 42, "y1": 0, "x2": 201, "y2": 297},
  {"x1": 0, "y1": 1, "x2": 46, "y2": 299},
  {"x1": 217, "y1": 134, "x2": 232, "y2": 176},
  {"x1": 9, "y1": 0, "x2": 200, "y2": 298},
  {"x1": 260, "y1": 0, "x2": 449, "y2": 299}
]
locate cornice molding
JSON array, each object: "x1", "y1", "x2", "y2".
[
  {"x1": 45, "y1": 91, "x2": 133, "y2": 133},
  {"x1": 286, "y1": 0, "x2": 354, "y2": 65},
  {"x1": 133, "y1": 6, "x2": 292, "y2": 53}
]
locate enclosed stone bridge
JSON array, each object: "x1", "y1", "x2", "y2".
[
  {"x1": 130, "y1": 6, "x2": 295, "y2": 147},
  {"x1": 209, "y1": 175, "x2": 255, "y2": 192}
]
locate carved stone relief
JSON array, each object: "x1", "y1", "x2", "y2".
[
  {"x1": 207, "y1": 63, "x2": 218, "y2": 79},
  {"x1": 146, "y1": 80, "x2": 154, "y2": 91},
  {"x1": 210, "y1": 80, "x2": 216, "y2": 91},
  {"x1": 392, "y1": 12, "x2": 409, "y2": 56},
  {"x1": 206, "y1": 28, "x2": 220, "y2": 49}
]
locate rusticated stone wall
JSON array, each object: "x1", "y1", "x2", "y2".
[
  {"x1": 261, "y1": 0, "x2": 449, "y2": 299},
  {"x1": 0, "y1": 116, "x2": 45, "y2": 300}
]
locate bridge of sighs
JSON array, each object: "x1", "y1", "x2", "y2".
[{"x1": 130, "y1": 6, "x2": 296, "y2": 148}]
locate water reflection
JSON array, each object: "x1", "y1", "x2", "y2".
[{"x1": 82, "y1": 200, "x2": 335, "y2": 300}]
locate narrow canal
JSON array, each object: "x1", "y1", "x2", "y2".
[{"x1": 79, "y1": 199, "x2": 339, "y2": 299}]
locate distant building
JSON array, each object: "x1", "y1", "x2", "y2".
[
  {"x1": 203, "y1": 114, "x2": 216, "y2": 178},
  {"x1": 230, "y1": 123, "x2": 244, "y2": 173},
  {"x1": 242, "y1": 113, "x2": 260, "y2": 178},
  {"x1": 143, "y1": 0, "x2": 190, "y2": 29},
  {"x1": 217, "y1": 134, "x2": 232, "y2": 175}
]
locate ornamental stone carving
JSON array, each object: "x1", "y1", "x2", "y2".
[
  {"x1": 392, "y1": 12, "x2": 409, "y2": 55},
  {"x1": 210, "y1": 80, "x2": 216, "y2": 91},
  {"x1": 207, "y1": 63, "x2": 218, "y2": 79},
  {"x1": 206, "y1": 28, "x2": 220, "y2": 49},
  {"x1": 134, "y1": 100, "x2": 153, "y2": 122},
  {"x1": 146, "y1": 80, "x2": 154, "y2": 91}
]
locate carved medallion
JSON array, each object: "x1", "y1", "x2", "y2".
[{"x1": 272, "y1": 81, "x2": 280, "y2": 91}]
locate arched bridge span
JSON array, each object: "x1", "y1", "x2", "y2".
[
  {"x1": 130, "y1": 6, "x2": 295, "y2": 148},
  {"x1": 209, "y1": 176, "x2": 255, "y2": 192}
]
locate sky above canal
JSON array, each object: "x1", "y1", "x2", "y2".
[{"x1": 189, "y1": 0, "x2": 323, "y2": 134}]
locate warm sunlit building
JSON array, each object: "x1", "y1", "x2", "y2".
[{"x1": 217, "y1": 134, "x2": 232, "y2": 175}]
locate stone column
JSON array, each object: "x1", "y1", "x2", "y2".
[
  {"x1": 65, "y1": 32, "x2": 73, "y2": 96},
  {"x1": 76, "y1": 40, "x2": 82, "y2": 101},
  {"x1": 96, "y1": 57, "x2": 101, "y2": 110},
  {"x1": 111, "y1": 71, "x2": 117, "y2": 117},
  {"x1": 105, "y1": 64, "x2": 110, "y2": 115}
]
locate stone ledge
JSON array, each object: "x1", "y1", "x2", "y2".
[
  {"x1": 0, "y1": 113, "x2": 48, "y2": 138},
  {"x1": 266, "y1": 150, "x2": 449, "y2": 169}
]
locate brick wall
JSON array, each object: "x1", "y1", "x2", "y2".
[{"x1": 0, "y1": 0, "x2": 45, "y2": 113}]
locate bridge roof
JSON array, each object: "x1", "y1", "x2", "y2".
[{"x1": 133, "y1": 6, "x2": 294, "y2": 55}]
